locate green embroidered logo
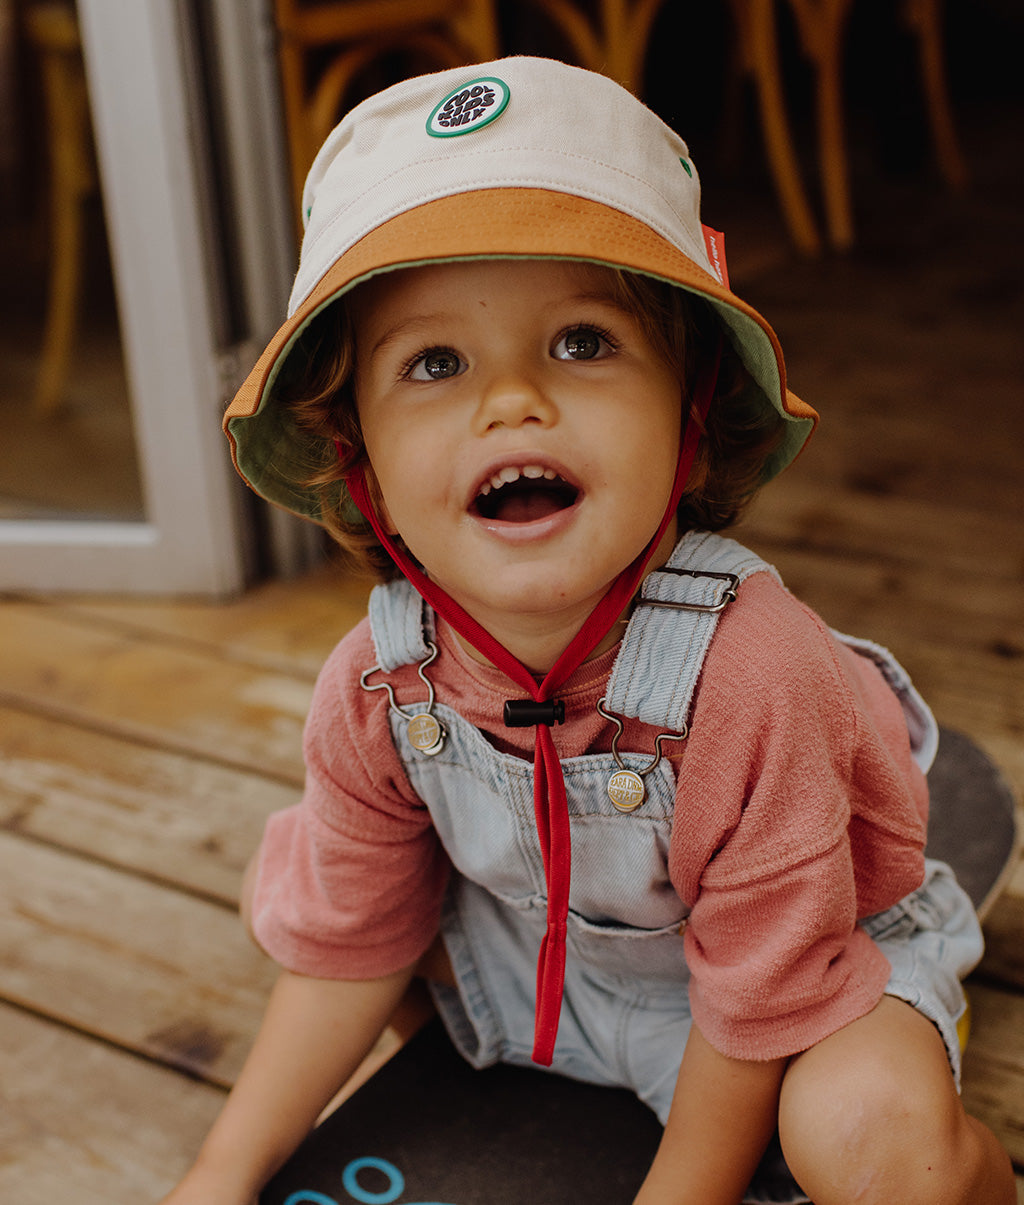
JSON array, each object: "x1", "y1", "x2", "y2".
[{"x1": 427, "y1": 77, "x2": 510, "y2": 137}]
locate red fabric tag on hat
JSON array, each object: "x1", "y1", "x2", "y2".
[{"x1": 702, "y1": 225, "x2": 729, "y2": 288}]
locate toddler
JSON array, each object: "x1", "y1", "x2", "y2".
[{"x1": 162, "y1": 56, "x2": 1014, "y2": 1205}]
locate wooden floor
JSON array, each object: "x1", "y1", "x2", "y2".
[{"x1": 2, "y1": 118, "x2": 1023, "y2": 1205}]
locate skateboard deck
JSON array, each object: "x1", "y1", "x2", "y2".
[
  {"x1": 921, "y1": 727, "x2": 1021, "y2": 921},
  {"x1": 260, "y1": 1018, "x2": 663, "y2": 1205},
  {"x1": 259, "y1": 727, "x2": 1020, "y2": 1205}
]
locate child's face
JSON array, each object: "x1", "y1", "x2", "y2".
[{"x1": 352, "y1": 259, "x2": 683, "y2": 656}]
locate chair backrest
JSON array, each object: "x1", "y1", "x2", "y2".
[{"x1": 273, "y1": 0, "x2": 500, "y2": 220}]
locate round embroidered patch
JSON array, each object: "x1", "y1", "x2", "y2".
[{"x1": 427, "y1": 77, "x2": 510, "y2": 137}]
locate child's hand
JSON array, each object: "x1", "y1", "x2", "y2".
[{"x1": 156, "y1": 967, "x2": 418, "y2": 1205}]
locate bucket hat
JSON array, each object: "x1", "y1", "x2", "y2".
[{"x1": 223, "y1": 55, "x2": 816, "y2": 523}]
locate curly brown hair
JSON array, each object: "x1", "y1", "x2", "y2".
[{"x1": 276, "y1": 265, "x2": 785, "y2": 580}]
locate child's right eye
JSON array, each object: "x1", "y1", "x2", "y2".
[{"x1": 405, "y1": 348, "x2": 465, "y2": 381}]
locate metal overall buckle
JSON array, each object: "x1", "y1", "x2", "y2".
[
  {"x1": 640, "y1": 566, "x2": 739, "y2": 612},
  {"x1": 360, "y1": 642, "x2": 447, "y2": 756},
  {"x1": 595, "y1": 697, "x2": 687, "y2": 813}
]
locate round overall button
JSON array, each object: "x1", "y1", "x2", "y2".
[
  {"x1": 608, "y1": 769, "x2": 645, "y2": 812},
  {"x1": 407, "y1": 713, "x2": 445, "y2": 755}
]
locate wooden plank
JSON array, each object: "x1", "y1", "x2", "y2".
[
  {"x1": 962, "y1": 982, "x2": 1024, "y2": 1167},
  {"x1": 980, "y1": 883, "x2": 1024, "y2": 994},
  {"x1": 796, "y1": 395, "x2": 1021, "y2": 474},
  {"x1": 0, "y1": 1003, "x2": 227, "y2": 1205},
  {"x1": 753, "y1": 395, "x2": 1023, "y2": 520},
  {"x1": 742, "y1": 476, "x2": 1024, "y2": 581},
  {"x1": 0, "y1": 704, "x2": 294, "y2": 904},
  {"x1": 0, "y1": 831, "x2": 276, "y2": 1087},
  {"x1": 736, "y1": 540, "x2": 1023, "y2": 649},
  {"x1": 54, "y1": 560, "x2": 373, "y2": 678},
  {"x1": 0, "y1": 603, "x2": 312, "y2": 784},
  {"x1": 890, "y1": 647, "x2": 1024, "y2": 799}
]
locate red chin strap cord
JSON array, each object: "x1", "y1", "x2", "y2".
[{"x1": 345, "y1": 342, "x2": 721, "y2": 1065}]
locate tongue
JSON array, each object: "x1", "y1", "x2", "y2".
[
  {"x1": 494, "y1": 488, "x2": 567, "y2": 523},
  {"x1": 486, "y1": 478, "x2": 576, "y2": 524}
]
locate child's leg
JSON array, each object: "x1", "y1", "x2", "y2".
[{"x1": 778, "y1": 995, "x2": 1014, "y2": 1205}]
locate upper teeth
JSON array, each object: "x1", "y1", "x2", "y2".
[{"x1": 479, "y1": 465, "x2": 559, "y2": 496}]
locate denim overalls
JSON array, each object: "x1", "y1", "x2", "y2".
[{"x1": 366, "y1": 531, "x2": 982, "y2": 1205}]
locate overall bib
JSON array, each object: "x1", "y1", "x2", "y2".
[{"x1": 366, "y1": 531, "x2": 982, "y2": 1205}]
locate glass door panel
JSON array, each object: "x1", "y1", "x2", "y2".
[
  {"x1": 0, "y1": 0, "x2": 302, "y2": 595},
  {"x1": 0, "y1": 0, "x2": 143, "y2": 522}
]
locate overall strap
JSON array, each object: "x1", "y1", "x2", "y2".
[
  {"x1": 367, "y1": 578, "x2": 435, "y2": 673},
  {"x1": 605, "y1": 531, "x2": 779, "y2": 732}
]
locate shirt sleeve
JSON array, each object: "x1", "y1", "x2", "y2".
[
  {"x1": 250, "y1": 619, "x2": 450, "y2": 979},
  {"x1": 669, "y1": 573, "x2": 928, "y2": 1061}
]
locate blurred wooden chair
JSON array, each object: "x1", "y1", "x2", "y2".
[
  {"x1": 528, "y1": 0, "x2": 966, "y2": 255},
  {"x1": 23, "y1": 0, "x2": 97, "y2": 414},
  {"x1": 521, "y1": 0, "x2": 663, "y2": 96},
  {"x1": 726, "y1": 0, "x2": 822, "y2": 254},
  {"x1": 776, "y1": 0, "x2": 967, "y2": 251},
  {"x1": 522, "y1": 0, "x2": 820, "y2": 252},
  {"x1": 274, "y1": 0, "x2": 500, "y2": 222}
]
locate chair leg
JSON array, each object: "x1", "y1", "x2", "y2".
[
  {"x1": 451, "y1": 0, "x2": 500, "y2": 63},
  {"x1": 277, "y1": 34, "x2": 318, "y2": 232},
  {"x1": 905, "y1": 0, "x2": 967, "y2": 190},
  {"x1": 599, "y1": 0, "x2": 669, "y2": 95},
  {"x1": 35, "y1": 163, "x2": 86, "y2": 416},
  {"x1": 27, "y1": 6, "x2": 96, "y2": 416},
  {"x1": 812, "y1": 1, "x2": 855, "y2": 251},
  {"x1": 526, "y1": 0, "x2": 605, "y2": 75},
  {"x1": 742, "y1": 0, "x2": 822, "y2": 255}
]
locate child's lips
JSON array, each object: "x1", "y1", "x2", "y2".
[
  {"x1": 472, "y1": 496, "x2": 583, "y2": 544},
  {"x1": 467, "y1": 457, "x2": 583, "y2": 537}
]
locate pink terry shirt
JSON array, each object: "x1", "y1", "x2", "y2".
[{"x1": 250, "y1": 569, "x2": 928, "y2": 1062}]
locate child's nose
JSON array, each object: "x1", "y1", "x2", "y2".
[{"x1": 474, "y1": 371, "x2": 558, "y2": 433}]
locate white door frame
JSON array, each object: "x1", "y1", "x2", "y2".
[{"x1": 0, "y1": 0, "x2": 302, "y2": 595}]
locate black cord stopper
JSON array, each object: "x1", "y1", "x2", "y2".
[{"x1": 503, "y1": 699, "x2": 566, "y2": 727}]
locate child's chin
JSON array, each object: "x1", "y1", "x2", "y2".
[{"x1": 486, "y1": 577, "x2": 603, "y2": 619}]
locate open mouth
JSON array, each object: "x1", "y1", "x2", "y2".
[{"x1": 472, "y1": 465, "x2": 580, "y2": 524}]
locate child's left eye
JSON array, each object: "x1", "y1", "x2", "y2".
[
  {"x1": 405, "y1": 348, "x2": 465, "y2": 381},
  {"x1": 552, "y1": 326, "x2": 614, "y2": 361}
]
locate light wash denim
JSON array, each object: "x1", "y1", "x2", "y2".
[{"x1": 367, "y1": 532, "x2": 983, "y2": 1205}]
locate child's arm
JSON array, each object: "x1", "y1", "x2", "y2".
[
  {"x1": 159, "y1": 964, "x2": 415, "y2": 1205},
  {"x1": 633, "y1": 1022, "x2": 787, "y2": 1205}
]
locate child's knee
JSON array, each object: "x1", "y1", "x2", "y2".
[
  {"x1": 783, "y1": 1062, "x2": 958, "y2": 1195},
  {"x1": 783, "y1": 1074, "x2": 971, "y2": 1203},
  {"x1": 778, "y1": 1002, "x2": 970, "y2": 1203}
]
